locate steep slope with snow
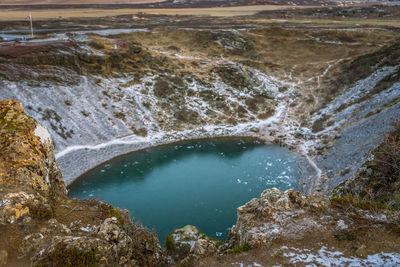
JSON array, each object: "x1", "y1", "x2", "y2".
[
  {"x1": 0, "y1": 26, "x2": 399, "y2": 191},
  {"x1": 307, "y1": 42, "x2": 400, "y2": 192}
]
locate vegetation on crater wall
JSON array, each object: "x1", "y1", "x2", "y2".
[
  {"x1": 229, "y1": 243, "x2": 251, "y2": 253},
  {"x1": 333, "y1": 121, "x2": 400, "y2": 210},
  {"x1": 38, "y1": 244, "x2": 99, "y2": 267},
  {"x1": 100, "y1": 203, "x2": 126, "y2": 228}
]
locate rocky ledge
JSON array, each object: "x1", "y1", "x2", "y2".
[
  {"x1": 197, "y1": 187, "x2": 400, "y2": 266},
  {"x1": 157, "y1": 185, "x2": 400, "y2": 266},
  {"x1": 0, "y1": 99, "x2": 166, "y2": 266}
]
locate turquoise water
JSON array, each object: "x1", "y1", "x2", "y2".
[{"x1": 68, "y1": 138, "x2": 299, "y2": 245}]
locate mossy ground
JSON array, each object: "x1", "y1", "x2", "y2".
[
  {"x1": 0, "y1": 108, "x2": 30, "y2": 134},
  {"x1": 38, "y1": 244, "x2": 99, "y2": 267},
  {"x1": 229, "y1": 243, "x2": 251, "y2": 254},
  {"x1": 102, "y1": 204, "x2": 126, "y2": 227}
]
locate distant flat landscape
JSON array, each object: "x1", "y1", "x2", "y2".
[
  {"x1": 0, "y1": 0, "x2": 165, "y2": 4},
  {"x1": 0, "y1": 5, "x2": 311, "y2": 20}
]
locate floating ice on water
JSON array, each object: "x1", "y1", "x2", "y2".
[
  {"x1": 89, "y1": 193, "x2": 94, "y2": 197},
  {"x1": 100, "y1": 169, "x2": 105, "y2": 173},
  {"x1": 215, "y1": 232, "x2": 222, "y2": 237},
  {"x1": 69, "y1": 139, "x2": 299, "y2": 244}
]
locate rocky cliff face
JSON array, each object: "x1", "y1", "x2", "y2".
[{"x1": 0, "y1": 99, "x2": 166, "y2": 266}]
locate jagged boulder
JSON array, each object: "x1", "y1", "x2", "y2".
[
  {"x1": 0, "y1": 100, "x2": 66, "y2": 199},
  {"x1": 20, "y1": 216, "x2": 163, "y2": 266},
  {"x1": 227, "y1": 188, "x2": 329, "y2": 248},
  {"x1": 166, "y1": 225, "x2": 220, "y2": 264}
]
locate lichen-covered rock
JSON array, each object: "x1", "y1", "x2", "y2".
[
  {"x1": 166, "y1": 225, "x2": 220, "y2": 264},
  {"x1": 0, "y1": 191, "x2": 51, "y2": 224},
  {"x1": 0, "y1": 100, "x2": 66, "y2": 199},
  {"x1": 0, "y1": 99, "x2": 167, "y2": 266},
  {"x1": 232, "y1": 187, "x2": 390, "y2": 249},
  {"x1": 20, "y1": 216, "x2": 164, "y2": 266},
  {"x1": 216, "y1": 187, "x2": 400, "y2": 266},
  {"x1": 227, "y1": 188, "x2": 329, "y2": 248}
]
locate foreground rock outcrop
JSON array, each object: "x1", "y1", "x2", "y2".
[
  {"x1": 0, "y1": 99, "x2": 166, "y2": 266},
  {"x1": 165, "y1": 225, "x2": 221, "y2": 265},
  {"x1": 227, "y1": 188, "x2": 327, "y2": 248},
  {"x1": 192, "y1": 187, "x2": 400, "y2": 266}
]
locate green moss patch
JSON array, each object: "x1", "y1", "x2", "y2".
[
  {"x1": 38, "y1": 244, "x2": 98, "y2": 267},
  {"x1": 102, "y1": 204, "x2": 125, "y2": 228}
]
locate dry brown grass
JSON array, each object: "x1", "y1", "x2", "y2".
[
  {"x1": 0, "y1": 0, "x2": 163, "y2": 5},
  {"x1": 0, "y1": 5, "x2": 313, "y2": 21},
  {"x1": 247, "y1": 18, "x2": 400, "y2": 28}
]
